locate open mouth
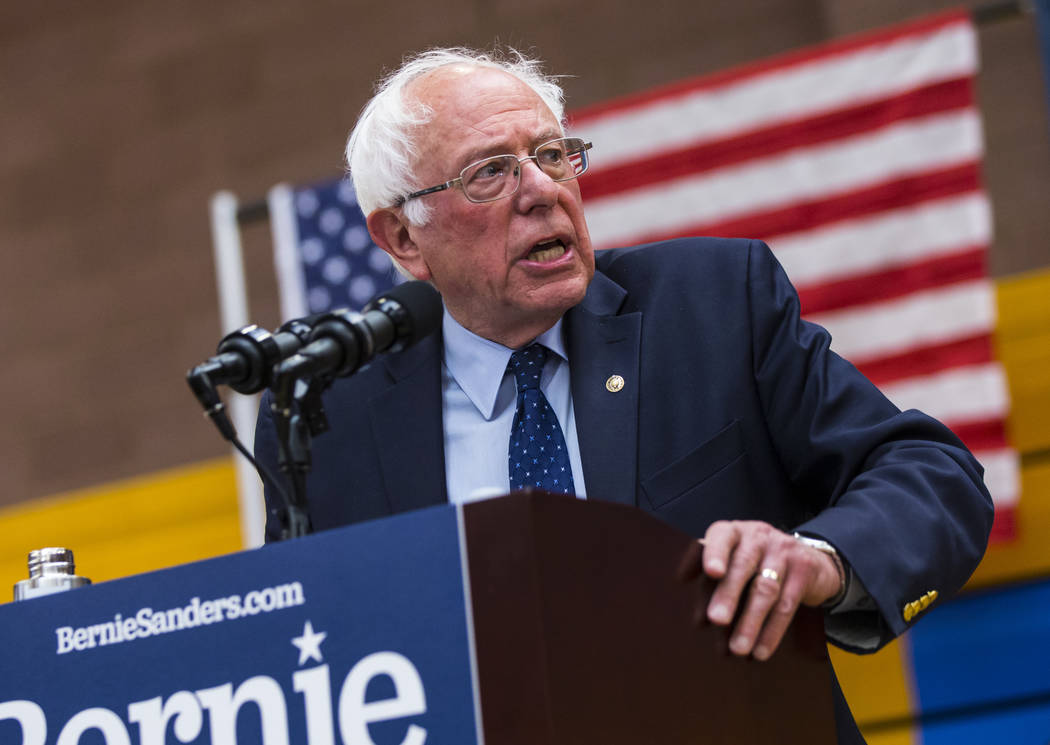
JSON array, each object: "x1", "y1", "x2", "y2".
[{"x1": 526, "y1": 239, "x2": 567, "y2": 263}]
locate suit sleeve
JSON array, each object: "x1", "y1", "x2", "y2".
[{"x1": 744, "y1": 240, "x2": 994, "y2": 651}]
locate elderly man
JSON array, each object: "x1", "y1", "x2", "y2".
[{"x1": 255, "y1": 48, "x2": 993, "y2": 743}]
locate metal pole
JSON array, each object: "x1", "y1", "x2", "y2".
[{"x1": 208, "y1": 191, "x2": 266, "y2": 548}]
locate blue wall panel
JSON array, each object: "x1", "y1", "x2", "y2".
[{"x1": 908, "y1": 577, "x2": 1050, "y2": 743}]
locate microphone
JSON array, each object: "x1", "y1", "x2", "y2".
[
  {"x1": 274, "y1": 281, "x2": 442, "y2": 387},
  {"x1": 266, "y1": 281, "x2": 440, "y2": 540},
  {"x1": 186, "y1": 317, "x2": 320, "y2": 441},
  {"x1": 187, "y1": 315, "x2": 319, "y2": 396}
]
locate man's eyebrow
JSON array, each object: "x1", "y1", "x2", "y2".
[
  {"x1": 457, "y1": 130, "x2": 565, "y2": 167},
  {"x1": 531, "y1": 129, "x2": 565, "y2": 146}
]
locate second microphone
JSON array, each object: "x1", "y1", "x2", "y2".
[{"x1": 274, "y1": 280, "x2": 442, "y2": 385}]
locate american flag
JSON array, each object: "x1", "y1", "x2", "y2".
[
  {"x1": 275, "y1": 10, "x2": 1017, "y2": 538},
  {"x1": 570, "y1": 10, "x2": 1019, "y2": 539}
]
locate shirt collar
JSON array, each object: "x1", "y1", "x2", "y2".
[{"x1": 442, "y1": 308, "x2": 567, "y2": 420}]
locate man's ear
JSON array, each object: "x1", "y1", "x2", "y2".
[{"x1": 367, "y1": 209, "x2": 430, "y2": 281}]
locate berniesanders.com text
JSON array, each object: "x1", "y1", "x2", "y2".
[{"x1": 54, "y1": 581, "x2": 305, "y2": 655}]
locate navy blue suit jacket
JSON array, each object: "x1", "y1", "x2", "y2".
[{"x1": 256, "y1": 237, "x2": 992, "y2": 724}]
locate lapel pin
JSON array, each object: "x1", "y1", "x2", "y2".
[{"x1": 605, "y1": 374, "x2": 625, "y2": 393}]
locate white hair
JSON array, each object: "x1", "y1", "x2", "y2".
[{"x1": 346, "y1": 47, "x2": 566, "y2": 226}]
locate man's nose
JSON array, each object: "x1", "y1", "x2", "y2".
[{"x1": 515, "y1": 157, "x2": 558, "y2": 209}]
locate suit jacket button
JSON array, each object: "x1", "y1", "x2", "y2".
[{"x1": 605, "y1": 375, "x2": 625, "y2": 392}]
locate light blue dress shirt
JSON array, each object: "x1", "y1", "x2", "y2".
[{"x1": 440, "y1": 308, "x2": 588, "y2": 504}]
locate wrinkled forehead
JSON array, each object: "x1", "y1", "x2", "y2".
[
  {"x1": 408, "y1": 64, "x2": 541, "y2": 111},
  {"x1": 406, "y1": 66, "x2": 563, "y2": 165}
]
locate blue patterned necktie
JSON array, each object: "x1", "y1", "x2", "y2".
[{"x1": 507, "y1": 344, "x2": 576, "y2": 496}]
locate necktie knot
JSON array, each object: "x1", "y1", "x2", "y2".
[{"x1": 509, "y1": 344, "x2": 548, "y2": 393}]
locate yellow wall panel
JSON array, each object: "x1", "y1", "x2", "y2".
[
  {"x1": 0, "y1": 458, "x2": 241, "y2": 604},
  {"x1": 865, "y1": 729, "x2": 918, "y2": 745},
  {"x1": 960, "y1": 270, "x2": 1050, "y2": 586},
  {"x1": 996, "y1": 267, "x2": 1050, "y2": 339},
  {"x1": 73, "y1": 513, "x2": 243, "y2": 584},
  {"x1": 995, "y1": 268, "x2": 1050, "y2": 454},
  {"x1": 970, "y1": 459, "x2": 1050, "y2": 586},
  {"x1": 831, "y1": 638, "x2": 916, "y2": 739}
]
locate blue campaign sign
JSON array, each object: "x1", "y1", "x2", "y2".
[{"x1": 0, "y1": 504, "x2": 480, "y2": 745}]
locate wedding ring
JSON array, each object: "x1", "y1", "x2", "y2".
[{"x1": 760, "y1": 567, "x2": 780, "y2": 583}]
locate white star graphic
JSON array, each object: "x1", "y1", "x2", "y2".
[{"x1": 291, "y1": 620, "x2": 327, "y2": 666}]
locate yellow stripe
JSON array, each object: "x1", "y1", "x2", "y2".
[
  {"x1": 970, "y1": 458, "x2": 1050, "y2": 585},
  {"x1": 0, "y1": 458, "x2": 242, "y2": 604},
  {"x1": 831, "y1": 639, "x2": 916, "y2": 741},
  {"x1": 995, "y1": 267, "x2": 1050, "y2": 454},
  {"x1": 964, "y1": 269, "x2": 1050, "y2": 585},
  {"x1": 864, "y1": 729, "x2": 918, "y2": 745}
]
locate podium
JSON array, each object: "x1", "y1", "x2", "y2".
[{"x1": 0, "y1": 492, "x2": 837, "y2": 744}]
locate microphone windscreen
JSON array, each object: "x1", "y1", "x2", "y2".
[{"x1": 369, "y1": 281, "x2": 443, "y2": 346}]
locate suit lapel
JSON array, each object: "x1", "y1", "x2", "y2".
[
  {"x1": 566, "y1": 272, "x2": 641, "y2": 507},
  {"x1": 368, "y1": 332, "x2": 449, "y2": 513}
]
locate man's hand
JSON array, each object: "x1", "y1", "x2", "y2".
[{"x1": 678, "y1": 520, "x2": 844, "y2": 661}]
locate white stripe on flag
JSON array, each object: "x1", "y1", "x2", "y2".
[
  {"x1": 574, "y1": 21, "x2": 977, "y2": 170},
  {"x1": 769, "y1": 192, "x2": 991, "y2": 289},
  {"x1": 878, "y1": 362, "x2": 1009, "y2": 425},
  {"x1": 583, "y1": 110, "x2": 983, "y2": 248},
  {"x1": 809, "y1": 279, "x2": 994, "y2": 363},
  {"x1": 972, "y1": 448, "x2": 1021, "y2": 506}
]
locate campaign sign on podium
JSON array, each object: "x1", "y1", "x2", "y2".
[
  {"x1": 0, "y1": 506, "x2": 479, "y2": 745},
  {"x1": 2, "y1": 492, "x2": 839, "y2": 745}
]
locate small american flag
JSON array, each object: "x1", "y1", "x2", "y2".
[{"x1": 570, "y1": 10, "x2": 1019, "y2": 539}]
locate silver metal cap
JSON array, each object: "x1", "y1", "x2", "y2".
[{"x1": 14, "y1": 547, "x2": 91, "y2": 601}]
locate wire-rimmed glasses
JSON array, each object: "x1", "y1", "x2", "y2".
[{"x1": 395, "y1": 137, "x2": 592, "y2": 206}]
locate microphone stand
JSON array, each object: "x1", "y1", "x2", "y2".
[
  {"x1": 268, "y1": 307, "x2": 372, "y2": 538},
  {"x1": 269, "y1": 357, "x2": 338, "y2": 540},
  {"x1": 187, "y1": 367, "x2": 304, "y2": 540},
  {"x1": 190, "y1": 282, "x2": 442, "y2": 542}
]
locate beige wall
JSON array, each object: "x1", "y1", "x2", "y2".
[{"x1": 1, "y1": 1, "x2": 1048, "y2": 507}]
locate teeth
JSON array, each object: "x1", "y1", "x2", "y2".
[{"x1": 528, "y1": 240, "x2": 565, "y2": 263}]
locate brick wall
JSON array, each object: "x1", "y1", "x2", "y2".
[{"x1": 0, "y1": 0, "x2": 1047, "y2": 507}]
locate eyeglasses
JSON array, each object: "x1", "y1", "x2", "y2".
[{"x1": 396, "y1": 137, "x2": 592, "y2": 206}]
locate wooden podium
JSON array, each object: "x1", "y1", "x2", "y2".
[
  {"x1": 464, "y1": 492, "x2": 838, "y2": 744},
  {"x1": 0, "y1": 492, "x2": 837, "y2": 744}
]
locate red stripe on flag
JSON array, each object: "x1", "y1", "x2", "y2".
[
  {"x1": 796, "y1": 247, "x2": 987, "y2": 315},
  {"x1": 580, "y1": 78, "x2": 974, "y2": 200},
  {"x1": 853, "y1": 333, "x2": 994, "y2": 385},
  {"x1": 989, "y1": 505, "x2": 1016, "y2": 543},
  {"x1": 569, "y1": 10, "x2": 971, "y2": 124},
  {"x1": 594, "y1": 163, "x2": 982, "y2": 249},
  {"x1": 945, "y1": 418, "x2": 1008, "y2": 452}
]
